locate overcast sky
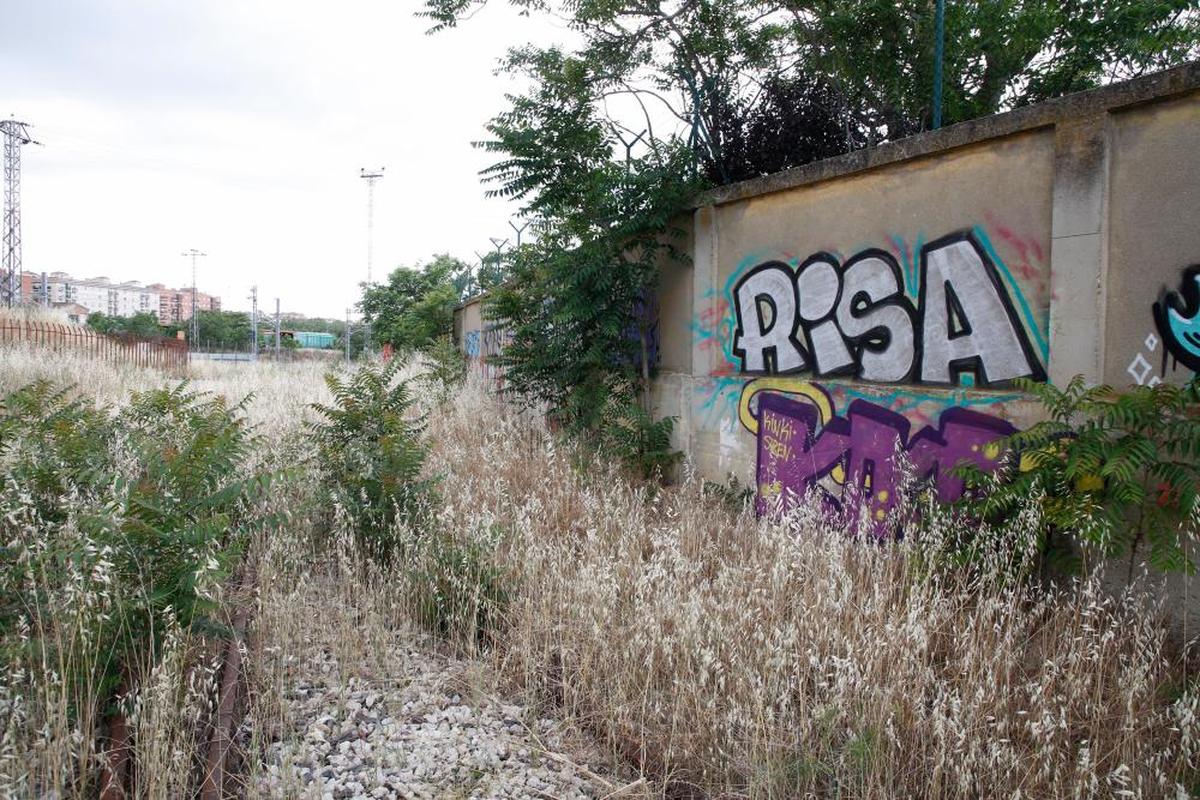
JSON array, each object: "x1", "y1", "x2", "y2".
[{"x1": 3, "y1": 1, "x2": 571, "y2": 318}]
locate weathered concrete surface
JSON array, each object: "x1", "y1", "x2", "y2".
[{"x1": 1106, "y1": 93, "x2": 1200, "y2": 388}]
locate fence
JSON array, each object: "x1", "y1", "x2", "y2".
[{"x1": 0, "y1": 319, "x2": 189, "y2": 371}]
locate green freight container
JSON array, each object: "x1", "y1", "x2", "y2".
[{"x1": 293, "y1": 331, "x2": 336, "y2": 349}]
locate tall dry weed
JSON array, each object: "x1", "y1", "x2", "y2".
[
  {"x1": 423, "y1": 373, "x2": 1199, "y2": 798},
  {"x1": 0, "y1": 348, "x2": 332, "y2": 797}
]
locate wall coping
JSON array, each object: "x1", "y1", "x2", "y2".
[{"x1": 696, "y1": 61, "x2": 1200, "y2": 208}]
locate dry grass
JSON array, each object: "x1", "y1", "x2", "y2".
[
  {"x1": 424, "y1": 374, "x2": 1200, "y2": 799},
  {"x1": 2, "y1": 343, "x2": 1197, "y2": 798}
]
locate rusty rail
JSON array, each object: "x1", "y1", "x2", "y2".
[
  {"x1": 0, "y1": 319, "x2": 188, "y2": 371},
  {"x1": 200, "y1": 566, "x2": 256, "y2": 800}
]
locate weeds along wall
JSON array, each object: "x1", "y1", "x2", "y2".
[{"x1": 454, "y1": 63, "x2": 1200, "y2": 511}]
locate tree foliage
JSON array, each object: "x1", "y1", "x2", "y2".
[
  {"x1": 480, "y1": 45, "x2": 699, "y2": 435},
  {"x1": 86, "y1": 311, "x2": 163, "y2": 338},
  {"x1": 423, "y1": 0, "x2": 1198, "y2": 167},
  {"x1": 359, "y1": 254, "x2": 470, "y2": 353},
  {"x1": 166, "y1": 310, "x2": 252, "y2": 350},
  {"x1": 796, "y1": 0, "x2": 1199, "y2": 138}
]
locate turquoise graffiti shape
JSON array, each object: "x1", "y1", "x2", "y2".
[{"x1": 1154, "y1": 266, "x2": 1200, "y2": 372}]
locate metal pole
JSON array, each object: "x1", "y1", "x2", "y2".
[
  {"x1": 508, "y1": 219, "x2": 530, "y2": 248},
  {"x1": 274, "y1": 298, "x2": 281, "y2": 357},
  {"x1": 345, "y1": 308, "x2": 351, "y2": 364},
  {"x1": 1, "y1": 120, "x2": 37, "y2": 308},
  {"x1": 933, "y1": 0, "x2": 945, "y2": 130},
  {"x1": 489, "y1": 237, "x2": 508, "y2": 264},
  {"x1": 360, "y1": 167, "x2": 384, "y2": 285},
  {"x1": 249, "y1": 285, "x2": 258, "y2": 361},
  {"x1": 181, "y1": 249, "x2": 206, "y2": 344}
]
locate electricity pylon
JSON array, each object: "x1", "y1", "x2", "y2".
[{"x1": 2, "y1": 120, "x2": 38, "y2": 307}]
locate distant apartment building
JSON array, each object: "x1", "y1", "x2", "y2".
[
  {"x1": 149, "y1": 284, "x2": 221, "y2": 324},
  {"x1": 18, "y1": 271, "x2": 220, "y2": 323}
]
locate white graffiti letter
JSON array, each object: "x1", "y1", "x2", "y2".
[
  {"x1": 733, "y1": 263, "x2": 806, "y2": 373},
  {"x1": 797, "y1": 257, "x2": 854, "y2": 374},
  {"x1": 919, "y1": 238, "x2": 1039, "y2": 384},
  {"x1": 836, "y1": 254, "x2": 915, "y2": 383}
]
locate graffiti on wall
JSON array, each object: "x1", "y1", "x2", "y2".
[
  {"x1": 1127, "y1": 265, "x2": 1200, "y2": 386},
  {"x1": 685, "y1": 221, "x2": 1045, "y2": 530},
  {"x1": 751, "y1": 382, "x2": 1014, "y2": 532},
  {"x1": 462, "y1": 324, "x2": 511, "y2": 390},
  {"x1": 731, "y1": 230, "x2": 1046, "y2": 387},
  {"x1": 1153, "y1": 265, "x2": 1200, "y2": 373}
]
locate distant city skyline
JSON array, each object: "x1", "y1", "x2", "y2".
[
  {"x1": 1, "y1": 1, "x2": 572, "y2": 318},
  {"x1": 19, "y1": 269, "x2": 221, "y2": 323}
]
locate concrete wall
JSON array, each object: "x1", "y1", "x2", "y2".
[
  {"x1": 454, "y1": 64, "x2": 1200, "y2": 526},
  {"x1": 1107, "y1": 93, "x2": 1200, "y2": 387},
  {"x1": 660, "y1": 64, "x2": 1200, "y2": 526}
]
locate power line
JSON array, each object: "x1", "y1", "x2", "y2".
[{"x1": 2, "y1": 119, "x2": 38, "y2": 307}]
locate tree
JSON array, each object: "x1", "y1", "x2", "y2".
[
  {"x1": 166, "y1": 310, "x2": 251, "y2": 350},
  {"x1": 359, "y1": 254, "x2": 470, "y2": 352},
  {"x1": 86, "y1": 311, "x2": 164, "y2": 338},
  {"x1": 706, "y1": 74, "x2": 864, "y2": 183},
  {"x1": 479, "y1": 45, "x2": 699, "y2": 429},
  {"x1": 793, "y1": 0, "x2": 1200, "y2": 139},
  {"x1": 423, "y1": 0, "x2": 1199, "y2": 162}
]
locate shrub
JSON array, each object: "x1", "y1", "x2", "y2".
[
  {"x1": 309, "y1": 359, "x2": 435, "y2": 563},
  {"x1": 958, "y1": 376, "x2": 1200, "y2": 578},
  {"x1": 595, "y1": 381, "x2": 680, "y2": 481},
  {"x1": 421, "y1": 334, "x2": 468, "y2": 403},
  {"x1": 1, "y1": 382, "x2": 264, "y2": 684},
  {"x1": 0, "y1": 380, "x2": 268, "y2": 793}
]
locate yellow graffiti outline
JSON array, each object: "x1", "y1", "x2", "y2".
[
  {"x1": 738, "y1": 377, "x2": 833, "y2": 434},
  {"x1": 738, "y1": 377, "x2": 845, "y2": 485}
]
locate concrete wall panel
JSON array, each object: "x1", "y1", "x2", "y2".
[{"x1": 1107, "y1": 92, "x2": 1200, "y2": 387}]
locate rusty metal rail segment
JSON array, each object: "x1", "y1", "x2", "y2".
[{"x1": 200, "y1": 567, "x2": 256, "y2": 800}]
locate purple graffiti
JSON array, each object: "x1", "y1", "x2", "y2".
[{"x1": 755, "y1": 391, "x2": 1015, "y2": 533}]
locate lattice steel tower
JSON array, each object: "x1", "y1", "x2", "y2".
[{"x1": 2, "y1": 120, "x2": 37, "y2": 307}]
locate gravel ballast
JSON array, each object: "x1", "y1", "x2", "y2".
[{"x1": 251, "y1": 638, "x2": 631, "y2": 799}]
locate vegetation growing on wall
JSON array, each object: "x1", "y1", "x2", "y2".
[
  {"x1": 477, "y1": 46, "x2": 697, "y2": 471},
  {"x1": 958, "y1": 376, "x2": 1200, "y2": 580}
]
